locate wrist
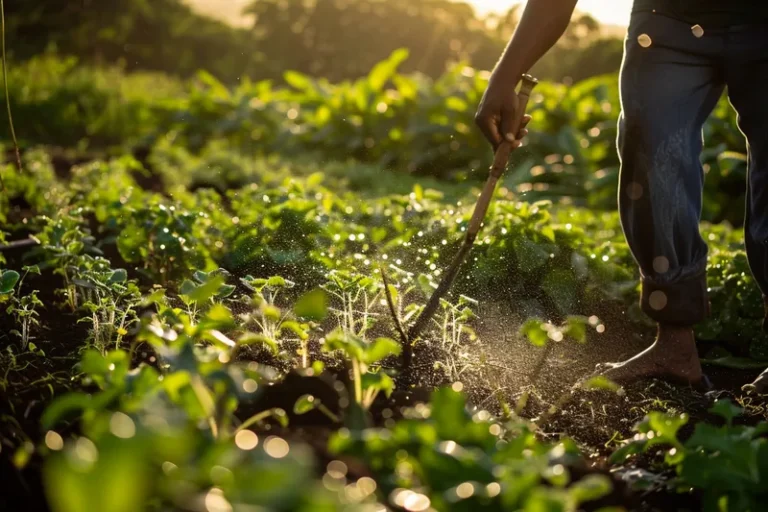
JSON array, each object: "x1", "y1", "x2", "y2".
[{"x1": 491, "y1": 58, "x2": 522, "y2": 85}]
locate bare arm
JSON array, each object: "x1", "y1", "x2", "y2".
[{"x1": 475, "y1": 0, "x2": 578, "y2": 148}]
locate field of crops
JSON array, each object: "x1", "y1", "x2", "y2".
[{"x1": 2, "y1": 51, "x2": 768, "y2": 512}]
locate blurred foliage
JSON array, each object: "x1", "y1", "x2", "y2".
[
  {"x1": 2, "y1": 0, "x2": 263, "y2": 83},
  {"x1": 3, "y1": 0, "x2": 622, "y2": 85},
  {"x1": 0, "y1": 50, "x2": 747, "y2": 225},
  {"x1": 1, "y1": 129, "x2": 765, "y2": 512}
]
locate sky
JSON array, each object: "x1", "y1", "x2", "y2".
[
  {"x1": 469, "y1": 0, "x2": 633, "y2": 26},
  {"x1": 187, "y1": 0, "x2": 634, "y2": 29}
]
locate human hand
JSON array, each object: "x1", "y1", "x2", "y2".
[{"x1": 475, "y1": 73, "x2": 532, "y2": 151}]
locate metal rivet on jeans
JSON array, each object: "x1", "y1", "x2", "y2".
[
  {"x1": 653, "y1": 256, "x2": 670, "y2": 274},
  {"x1": 627, "y1": 182, "x2": 644, "y2": 200},
  {"x1": 692, "y1": 24, "x2": 704, "y2": 38},
  {"x1": 638, "y1": 34, "x2": 652, "y2": 47},
  {"x1": 649, "y1": 290, "x2": 668, "y2": 310}
]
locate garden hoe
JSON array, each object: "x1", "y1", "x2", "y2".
[{"x1": 385, "y1": 73, "x2": 539, "y2": 373}]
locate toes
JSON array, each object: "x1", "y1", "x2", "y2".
[
  {"x1": 594, "y1": 362, "x2": 622, "y2": 373},
  {"x1": 744, "y1": 375, "x2": 768, "y2": 395}
]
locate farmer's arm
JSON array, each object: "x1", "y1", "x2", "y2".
[{"x1": 476, "y1": 0, "x2": 578, "y2": 148}]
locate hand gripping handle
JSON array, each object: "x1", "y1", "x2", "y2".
[{"x1": 490, "y1": 74, "x2": 539, "y2": 178}]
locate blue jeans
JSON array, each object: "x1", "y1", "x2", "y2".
[{"x1": 618, "y1": 11, "x2": 768, "y2": 326}]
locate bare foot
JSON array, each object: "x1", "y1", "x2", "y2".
[
  {"x1": 594, "y1": 325, "x2": 703, "y2": 386},
  {"x1": 743, "y1": 368, "x2": 768, "y2": 395}
]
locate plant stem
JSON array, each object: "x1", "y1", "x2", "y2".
[
  {"x1": 0, "y1": 0, "x2": 21, "y2": 191},
  {"x1": 235, "y1": 408, "x2": 284, "y2": 433},
  {"x1": 353, "y1": 361, "x2": 362, "y2": 405}
]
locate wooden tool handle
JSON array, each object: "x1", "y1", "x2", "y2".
[
  {"x1": 405, "y1": 74, "x2": 539, "y2": 349},
  {"x1": 490, "y1": 74, "x2": 539, "y2": 178}
]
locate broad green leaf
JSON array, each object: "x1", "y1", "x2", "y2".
[
  {"x1": 66, "y1": 241, "x2": 84, "y2": 255},
  {"x1": 202, "y1": 304, "x2": 235, "y2": 328},
  {"x1": 237, "y1": 332, "x2": 278, "y2": 354},
  {"x1": 361, "y1": 371, "x2": 395, "y2": 398},
  {"x1": 41, "y1": 393, "x2": 93, "y2": 430},
  {"x1": 363, "y1": 337, "x2": 401, "y2": 364},
  {"x1": 520, "y1": 319, "x2": 549, "y2": 347},
  {"x1": 431, "y1": 387, "x2": 469, "y2": 439},
  {"x1": 709, "y1": 399, "x2": 742, "y2": 427},
  {"x1": 581, "y1": 376, "x2": 620, "y2": 392},
  {"x1": 263, "y1": 304, "x2": 281, "y2": 322},
  {"x1": 294, "y1": 288, "x2": 328, "y2": 322},
  {"x1": 43, "y1": 436, "x2": 149, "y2": 512},
  {"x1": 107, "y1": 269, "x2": 128, "y2": 285},
  {"x1": 368, "y1": 48, "x2": 409, "y2": 91},
  {"x1": 568, "y1": 474, "x2": 613, "y2": 504},
  {"x1": 183, "y1": 274, "x2": 225, "y2": 304},
  {"x1": 266, "y1": 276, "x2": 288, "y2": 288},
  {"x1": 323, "y1": 328, "x2": 366, "y2": 362},
  {"x1": 284, "y1": 70, "x2": 313, "y2": 91},
  {"x1": 563, "y1": 316, "x2": 588, "y2": 343},
  {"x1": 646, "y1": 412, "x2": 687, "y2": 446},
  {"x1": 22, "y1": 265, "x2": 41, "y2": 275},
  {"x1": 0, "y1": 270, "x2": 21, "y2": 294},
  {"x1": 217, "y1": 284, "x2": 236, "y2": 298},
  {"x1": 278, "y1": 320, "x2": 308, "y2": 341}
]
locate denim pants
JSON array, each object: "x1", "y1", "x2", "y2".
[{"x1": 617, "y1": 11, "x2": 768, "y2": 326}]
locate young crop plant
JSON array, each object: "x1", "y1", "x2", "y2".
[
  {"x1": 610, "y1": 399, "x2": 768, "y2": 512},
  {"x1": 239, "y1": 274, "x2": 312, "y2": 365},
  {"x1": 116, "y1": 197, "x2": 217, "y2": 284},
  {"x1": 39, "y1": 284, "x2": 365, "y2": 512},
  {"x1": 76, "y1": 265, "x2": 141, "y2": 354},
  {"x1": 29, "y1": 212, "x2": 101, "y2": 311},
  {"x1": 2, "y1": 265, "x2": 43, "y2": 351},
  {"x1": 321, "y1": 269, "x2": 384, "y2": 341}
]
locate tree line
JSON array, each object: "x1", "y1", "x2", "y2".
[{"x1": 3, "y1": 0, "x2": 624, "y2": 84}]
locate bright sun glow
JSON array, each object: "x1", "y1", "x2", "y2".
[{"x1": 467, "y1": 0, "x2": 633, "y2": 26}]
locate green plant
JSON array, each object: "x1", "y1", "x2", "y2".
[
  {"x1": 3, "y1": 266, "x2": 43, "y2": 351},
  {"x1": 610, "y1": 399, "x2": 768, "y2": 512},
  {"x1": 330, "y1": 386, "x2": 614, "y2": 511}
]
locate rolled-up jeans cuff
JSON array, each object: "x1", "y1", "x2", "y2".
[{"x1": 640, "y1": 272, "x2": 708, "y2": 326}]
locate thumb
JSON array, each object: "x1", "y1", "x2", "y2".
[{"x1": 500, "y1": 94, "x2": 520, "y2": 143}]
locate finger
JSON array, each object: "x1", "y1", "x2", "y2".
[
  {"x1": 500, "y1": 108, "x2": 518, "y2": 144},
  {"x1": 475, "y1": 113, "x2": 503, "y2": 148},
  {"x1": 509, "y1": 115, "x2": 532, "y2": 142}
]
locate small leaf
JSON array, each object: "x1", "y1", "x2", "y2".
[
  {"x1": 520, "y1": 318, "x2": 549, "y2": 347},
  {"x1": 709, "y1": 398, "x2": 742, "y2": 427},
  {"x1": 266, "y1": 276, "x2": 287, "y2": 288},
  {"x1": 582, "y1": 376, "x2": 621, "y2": 392},
  {"x1": 263, "y1": 304, "x2": 281, "y2": 322},
  {"x1": 66, "y1": 241, "x2": 84, "y2": 254},
  {"x1": 294, "y1": 394, "x2": 319, "y2": 415},
  {"x1": 294, "y1": 288, "x2": 328, "y2": 322},
  {"x1": 0, "y1": 270, "x2": 20, "y2": 294},
  {"x1": 278, "y1": 320, "x2": 308, "y2": 341},
  {"x1": 183, "y1": 275, "x2": 225, "y2": 304},
  {"x1": 41, "y1": 393, "x2": 92, "y2": 429},
  {"x1": 238, "y1": 332, "x2": 278, "y2": 354},
  {"x1": 564, "y1": 316, "x2": 588, "y2": 343},
  {"x1": 361, "y1": 371, "x2": 395, "y2": 398},
  {"x1": 569, "y1": 474, "x2": 613, "y2": 504},
  {"x1": 364, "y1": 337, "x2": 402, "y2": 364},
  {"x1": 202, "y1": 304, "x2": 235, "y2": 328},
  {"x1": 22, "y1": 265, "x2": 41, "y2": 276},
  {"x1": 217, "y1": 284, "x2": 236, "y2": 298},
  {"x1": 107, "y1": 269, "x2": 128, "y2": 285},
  {"x1": 179, "y1": 279, "x2": 197, "y2": 296}
]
